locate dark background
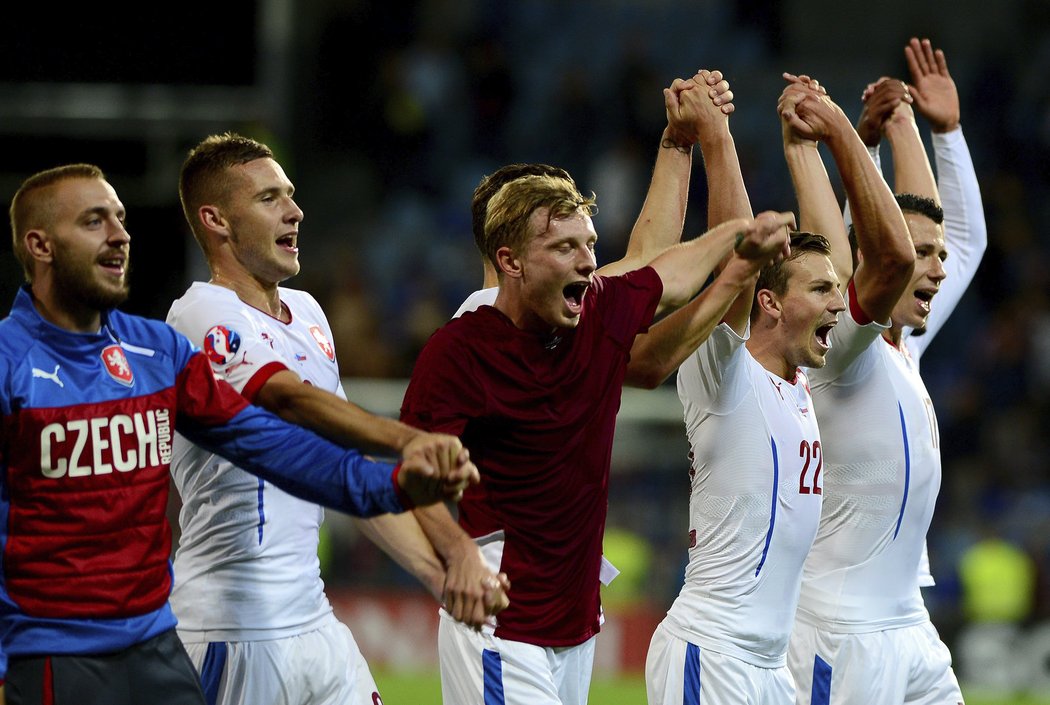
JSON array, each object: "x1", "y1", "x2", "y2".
[{"x1": 3, "y1": 0, "x2": 1049, "y2": 676}]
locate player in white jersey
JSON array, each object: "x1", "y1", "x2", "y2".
[
  {"x1": 648, "y1": 227, "x2": 848, "y2": 705},
  {"x1": 169, "y1": 133, "x2": 508, "y2": 705},
  {"x1": 779, "y1": 40, "x2": 985, "y2": 705}
]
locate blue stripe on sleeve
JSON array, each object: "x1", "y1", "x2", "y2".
[{"x1": 755, "y1": 437, "x2": 779, "y2": 577}]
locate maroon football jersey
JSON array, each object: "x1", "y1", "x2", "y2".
[{"x1": 402, "y1": 267, "x2": 662, "y2": 645}]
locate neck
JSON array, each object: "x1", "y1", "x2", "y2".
[
  {"x1": 31, "y1": 282, "x2": 102, "y2": 333},
  {"x1": 210, "y1": 268, "x2": 285, "y2": 321},
  {"x1": 493, "y1": 286, "x2": 552, "y2": 334},
  {"x1": 883, "y1": 322, "x2": 905, "y2": 347},
  {"x1": 745, "y1": 329, "x2": 795, "y2": 381}
]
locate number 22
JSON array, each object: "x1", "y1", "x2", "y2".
[{"x1": 798, "y1": 440, "x2": 822, "y2": 495}]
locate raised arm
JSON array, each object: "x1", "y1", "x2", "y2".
[
  {"x1": 778, "y1": 76, "x2": 852, "y2": 287},
  {"x1": 904, "y1": 36, "x2": 987, "y2": 353},
  {"x1": 599, "y1": 70, "x2": 735, "y2": 276},
  {"x1": 782, "y1": 75, "x2": 914, "y2": 323},
  {"x1": 624, "y1": 211, "x2": 794, "y2": 386}
]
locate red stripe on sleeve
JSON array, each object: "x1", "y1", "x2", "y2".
[
  {"x1": 176, "y1": 352, "x2": 250, "y2": 426},
  {"x1": 391, "y1": 463, "x2": 413, "y2": 510},
  {"x1": 847, "y1": 279, "x2": 874, "y2": 325},
  {"x1": 241, "y1": 361, "x2": 290, "y2": 403}
]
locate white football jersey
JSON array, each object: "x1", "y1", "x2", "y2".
[
  {"x1": 798, "y1": 290, "x2": 941, "y2": 632},
  {"x1": 664, "y1": 323, "x2": 823, "y2": 668},
  {"x1": 167, "y1": 282, "x2": 344, "y2": 640},
  {"x1": 452, "y1": 286, "x2": 497, "y2": 319}
]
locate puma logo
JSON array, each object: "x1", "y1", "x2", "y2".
[{"x1": 32, "y1": 364, "x2": 64, "y2": 388}]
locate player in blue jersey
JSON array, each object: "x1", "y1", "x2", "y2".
[{"x1": 0, "y1": 163, "x2": 478, "y2": 705}]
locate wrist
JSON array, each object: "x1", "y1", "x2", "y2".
[
  {"x1": 931, "y1": 119, "x2": 960, "y2": 134},
  {"x1": 661, "y1": 126, "x2": 694, "y2": 153}
]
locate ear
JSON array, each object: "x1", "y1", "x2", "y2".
[
  {"x1": 755, "y1": 288, "x2": 783, "y2": 321},
  {"x1": 24, "y1": 228, "x2": 54, "y2": 265},
  {"x1": 199, "y1": 205, "x2": 231, "y2": 240},
  {"x1": 495, "y1": 246, "x2": 523, "y2": 279}
]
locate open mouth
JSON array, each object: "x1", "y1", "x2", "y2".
[
  {"x1": 914, "y1": 289, "x2": 935, "y2": 313},
  {"x1": 276, "y1": 233, "x2": 299, "y2": 253},
  {"x1": 814, "y1": 320, "x2": 836, "y2": 350},
  {"x1": 98, "y1": 254, "x2": 126, "y2": 277},
  {"x1": 563, "y1": 281, "x2": 589, "y2": 314}
]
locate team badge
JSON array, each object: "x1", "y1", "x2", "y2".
[
  {"x1": 310, "y1": 325, "x2": 335, "y2": 362},
  {"x1": 204, "y1": 325, "x2": 241, "y2": 365},
  {"x1": 101, "y1": 345, "x2": 134, "y2": 386}
]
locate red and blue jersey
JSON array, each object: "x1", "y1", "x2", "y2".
[{"x1": 0, "y1": 286, "x2": 405, "y2": 674}]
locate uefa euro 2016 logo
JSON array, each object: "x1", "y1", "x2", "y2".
[{"x1": 204, "y1": 325, "x2": 241, "y2": 366}]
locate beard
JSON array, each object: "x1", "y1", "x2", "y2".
[{"x1": 51, "y1": 247, "x2": 130, "y2": 312}]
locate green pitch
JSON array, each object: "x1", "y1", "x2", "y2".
[{"x1": 373, "y1": 670, "x2": 1050, "y2": 705}]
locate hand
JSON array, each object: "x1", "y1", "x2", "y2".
[
  {"x1": 904, "y1": 37, "x2": 959, "y2": 133},
  {"x1": 443, "y1": 542, "x2": 511, "y2": 629},
  {"x1": 398, "y1": 433, "x2": 480, "y2": 505},
  {"x1": 734, "y1": 211, "x2": 795, "y2": 264},
  {"x1": 779, "y1": 73, "x2": 848, "y2": 143},
  {"x1": 856, "y1": 78, "x2": 914, "y2": 146},
  {"x1": 664, "y1": 69, "x2": 734, "y2": 147}
]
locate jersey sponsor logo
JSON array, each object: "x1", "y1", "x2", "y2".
[
  {"x1": 309, "y1": 325, "x2": 335, "y2": 362},
  {"x1": 101, "y1": 344, "x2": 134, "y2": 386},
  {"x1": 39, "y1": 409, "x2": 173, "y2": 478},
  {"x1": 204, "y1": 325, "x2": 241, "y2": 365},
  {"x1": 32, "y1": 364, "x2": 64, "y2": 388}
]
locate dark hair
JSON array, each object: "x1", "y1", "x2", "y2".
[
  {"x1": 895, "y1": 193, "x2": 944, "y2": 225},
  {"x1": 179, "y1": 132, "x2": 274, "y2": 244},
  {"x1": 9, "y1": 163, "x2": 106, "y2": 282},
  {"x1": 751, "y1": 231, "x2": 833, "y2": 321},
  {"x1": 471, "y1": 163, "x2": 573, "y2": 257}
]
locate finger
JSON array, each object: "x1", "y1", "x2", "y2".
[
  {"x1": 710, "y1": 79, "x2": 730, "y2": 97},
  {"x1": 707, "y1": 69, "x2": 722, "y2": 84},
  {"x1": 904, "y1": 42, "x2": 923, "y2": 81},
  {"x1": 713, "y1": 88, "x2": 733, "y2": 107},
  {"x1": 721, "y1": 102, "x2": 735, "y2": 115},
  {"x1": 911, "y1": 37, "x2": 932, "y2": 75},
  {"x1": 921, "y1": 38, "x2": 937, "y2": 69},
  {"x1": 934, "y1": 48, "x2": 949, "y2": 76}
]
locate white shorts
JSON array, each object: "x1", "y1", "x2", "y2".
[
  {"x1": 181, "y1": 614, "x2": 382, "y2": 705},
  {"x1": 437, "y1": 609, "x2": 596, "y2": 705},
  {"x1": 787, "y1": 619, "x2": 963, "y2": 705},
  {"x1": 646, "y1": 622, "x2": 795, "y2": 705}
]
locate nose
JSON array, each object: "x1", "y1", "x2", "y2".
[
  {"x1": 578, "y1": 244, "x2": 597, "y2": 275},
  {"x1": 286, "y1": 197, "x2": 304, "y2": 224},
  {"x1": 928, "y1": 256, "x2": 947, "y2": 282},
  {"x1": 829, "y1": 285, "x2": 846, "y2": 313},
  {"x1": 108, "y1": 218, "x2": 131, "y2": 245}
]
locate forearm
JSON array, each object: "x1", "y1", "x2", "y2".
[
  {"x1": 648, "y1": 217, "x2": 751, "y2": 313},
  {"x1": 783, "y1": 139, "x2": 850, "y2": 282},
  {"x1": 885, "y1": 117, "x2": 938, "y2": 202},
  {"x1": 701, "y1": 129, "x2": 752, "y2": 227},
  {"x1": 625, "y1": 256, "x2": 759, "y2": 387},
  {"x1": 827, "y1": 123, "x2": 913, "y2": 269},
  {"x1": 183, "y1": 404, "x2": 404, "y2": 517},
  {"x1": 354, "y1": 513, "x2": 446, "y2": 601},
  {"x1": 258, "y1": 371, "x2": 419, "y2": 455},
  {"x1": 600, "y1": 128, "x2": 692, "y2": 277},
  {"x1": 933, "y1": 127, "x2": 987, "y2": 261}
]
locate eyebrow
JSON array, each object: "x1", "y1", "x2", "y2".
[
  {"x1": 255, "y1": 184, "x2": 294, "y2": 199},
  {"x1": 79, "y1": 206, "x2": 126, "y2": 221}
]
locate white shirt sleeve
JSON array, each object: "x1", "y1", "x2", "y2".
[
  {"x1": 907, "y1": 127, "x2": 987, "y2": 360},
  {"x1": 676, "y1": 322, "x2": 751, "y2": 417}
]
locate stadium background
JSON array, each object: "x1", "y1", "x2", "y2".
[{"x1": 2, "y1": 1, "x2": 1049, "y2": 701}]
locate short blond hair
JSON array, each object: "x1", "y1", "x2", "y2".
[
  {"x1": 482, "y1": 174, "x2": 596, "y2": 269},
  {"x1": 9, "y1": 163, "x2": 105, "y2": 282}
]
